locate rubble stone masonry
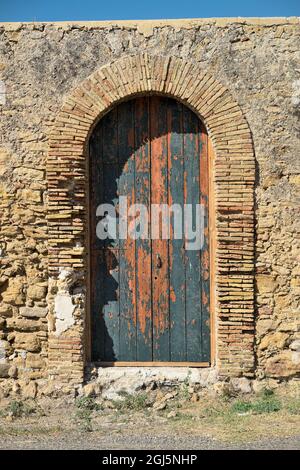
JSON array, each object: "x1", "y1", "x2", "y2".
[{"x1": 0, "y1": 18, "x2": 299, "y2": 397}]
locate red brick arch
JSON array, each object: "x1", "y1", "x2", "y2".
[{"x1": 47, "y1": 54, "x2": 255, "y2": 383}]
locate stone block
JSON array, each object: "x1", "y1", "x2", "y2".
[
  {"x1": 19, "y1": 189, "x2": 42, "y2": 203},
  {"x1": 256, "y1": 275, "x2": 278, "y2": 295},
  {"x1": 25, "y1": 353, "x2": 45, "y2": 370},
  {"x1": 259, "y1": 332, "x2": 289, "y2": 351},
  {"x1": 27, "y1": 285, "x2": 47, "y2": 301},
  {"x1": 14, "y1": 333, "x2": 41, "y2": 352},
  {"x1": 0, "y1": 305, "x2": 13, "y2": 317},
  {"x1": 290, "y1": 340, "x2": 300, "y2": 352},
  {"x1": 22, "y1": 381, "x2": 37, "y2": 399},
  {"x1": 0, "y1": 363, "x2": 10, "y2": 378},
  {"x1": 19, "y1": 306, "x2": 47, "y2": 318},
  {"x1": 6, "y1": 318, "x2": 43, "y2": 332},
  {"x1": 1, "y1": 277, "x2": 25, "y2": 306},
  {"x1": 265, "y1": 351, "x2": 300, "y2": 378}
]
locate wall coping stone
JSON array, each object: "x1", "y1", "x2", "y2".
[{"x1": 0, "y1": 17, "x2": 299, "y2": 37}]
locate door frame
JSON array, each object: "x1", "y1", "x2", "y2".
[
  {"x1": 47, "y1": 53, "x2": 255, "y2": 383},
  {"x1": 86, "y1": 99, "x2": 216, "y2": 367}
]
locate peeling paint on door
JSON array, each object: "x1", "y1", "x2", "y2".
[{"x1": 90, "y1": 96, "x2": 210, "y2": 364}]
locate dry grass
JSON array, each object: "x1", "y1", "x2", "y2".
[
  {"x1": 0, "y1": 386, "x2": 299, "y2": 445},
  {"x1": 162, "y1": 393, "x2": 300, "y2": 443}
]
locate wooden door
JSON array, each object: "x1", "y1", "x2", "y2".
[{"x1": 90, "y1": 96, "x2": 210, "y2": 365}]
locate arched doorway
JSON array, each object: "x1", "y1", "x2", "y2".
[
  {"x1": 89, "y1": 95, "x2": 211, "y2": 365},
  {"x1": 48, "y1": 54, "x2": 255, "y2": 382}
]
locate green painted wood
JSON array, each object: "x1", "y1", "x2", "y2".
[
  {"x1": 90, "y1": 123, "x2": 104, "y2": 252},
  {"x1": 183, "y1": 105, "x2": 203, "y2": 362},
  {"x1": 167, "y1": 100, "x2": 186, "y2": 361},
  {"x1": 118, "y1": 100, "x2": 137, "y2": 361},
  {"x1": 90, "y1": 251, "x2": 104, "y2": 361},
  {"x1": 102, "y1": 107, "x2": 118, "y2": 163},
  {"x1": 134, "y1": 97, "x2": 153, "y2": 361},
  {"x1": 90, "y1": 95, "x2": 210, "y2": 364},
  {"x1": 90, "y1": 125, "x2": 105, "y2": 361},
  {"x1": 93, "y1": 106, "x2": 120, "y2": 361},
  {"x1": 101, "y1": 163, "x2": 119, "y2": 249},
  {"x1": 98, "y1": 166, "x2": 120, "y2": 361},
  {"x1": 151, "y1": 96, "x2": 170, "y2": 361},
  {"x1": 102, "y1": 248, "x2": 120, "y2": 361}
]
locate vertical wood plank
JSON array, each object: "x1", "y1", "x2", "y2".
[
  {"x1": 102, "y1": 248, "x2": 120, "y2": 361},
  {"x1": 89, "y1": 123, "x2": 105, "y2": 360},
  {"x1": 135, "y1": 97, "x2": 153, "y2": 361},
  {"x1": 101, "y1": 109, "x2": 120, "y2": 360},
  {"x1": 90, "y1": 122, "x2": 119, "y2": 361},
  {"x1": 167, "y1": 100, "x2": 186, "y2": 361},
  {"x1": 118, "y1": 100, "x2": 137, "y2": 361},
  {"x1": 90, "y1": 125, "x2": 105, "y2": 360},
  {"x1": 90, "y1": 251, "x2": 105, "y2": 361},
  {"x1": 151, "y1": 96, "x2": 170, "y2": 361},
  {"x1": 89, "y1": 124, "x2": 103, "y2": 252},
  {"x1": 102, "y1": 108, "x2": 118, "y2": 163},
  {"x1": 183, "y1": 105, "x2": 203, "y2": 362},
  {"x1": 101, "y1": 162, "x2": 119, "y2": 249}
]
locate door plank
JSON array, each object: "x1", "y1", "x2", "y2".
[
  {"x1": 90, "y1": 125, "x2": 105, "y2": 361},
  {"x1": 100, "y1": 162, "x2": 119, "y2": 249},
  {"x1": 100, "y1": 110, "x2": 120, "y2": 360},
  {"x1": 183, "y1": 106, "x2": 203, "y2": 362},
  {"x1": 102, "y1": 248, "x2": 120, "y2": 361},
  {"x1": 118, "y1": 100, "x2": 137, "y2": 361},
  {"x1": 89, "y1": 124, "x2": 103, "y2": 252},
  {"x1": 102, "y1": 107, "x2": 118, "y2": 163},
  {"x1": 167, "y1": 100, "x2": 186, "y2": 362},
  {"x1": 135, "y1": 97, "x2": 153, "y2": 361},
  {"x1": 151, "y1": 96, "x2": 170, "y2": 361},
  {"x1": 90, "y1": 250, "x2": 105, "y2": 361}
]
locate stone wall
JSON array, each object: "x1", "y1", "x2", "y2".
[{"x1": 0, "y1": 18, "x2": 299, "y2": 397}]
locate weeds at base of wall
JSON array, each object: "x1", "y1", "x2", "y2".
[
  {"x1": 0, "y1": 387, "x2": 299, "y2": 446},
  {"x1": 0, "y1": 399, "x2": 43, "y2": 420},
  {"x1": 73, "y1": 396, "x2": 104, "y2": 432}
]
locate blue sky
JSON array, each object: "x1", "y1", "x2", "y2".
[{"x1": 0, "y1": 0, "x2": 299, "y2": 22}]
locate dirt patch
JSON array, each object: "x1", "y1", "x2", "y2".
[{"x1": 0, "y1": 385, "x2": 299, "y2": 449}]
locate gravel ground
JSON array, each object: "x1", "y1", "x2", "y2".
[
  {"x1": 1, "y1": 389, "x2": 299, "y2": 450},
  {"x1": 0, "y1": 433, "x2": 299, "y2": 450}
]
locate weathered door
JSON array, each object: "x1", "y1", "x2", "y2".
[{"x1": 90, "y1": 96, "x2": 210, "y2": 364}]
